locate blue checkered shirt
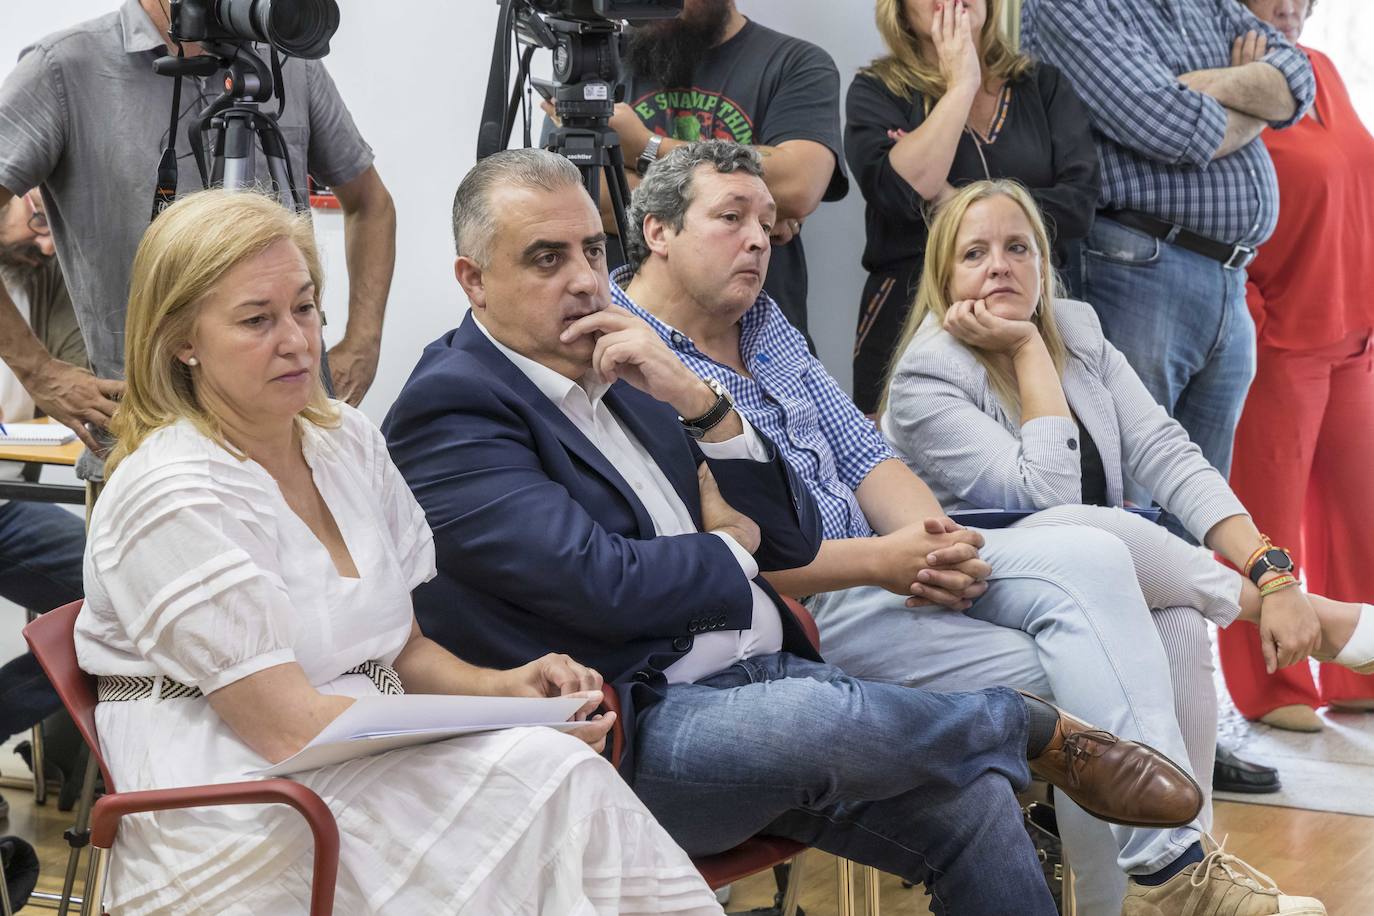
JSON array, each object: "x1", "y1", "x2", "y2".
[
  {"x1": 1022, "y1": 0, "x2": 1314, "y2": 246},
  {"x1": 611, "y1": 269, "x2": 890, "y2": 540}
]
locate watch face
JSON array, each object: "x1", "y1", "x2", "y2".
[{"x1": 1264, "y1": 548, "x2": 1293, "y2": 572}]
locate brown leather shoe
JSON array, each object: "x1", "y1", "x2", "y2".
[{"x1": 1028, "y1": 704, "x2": 1202, "y2": 828}]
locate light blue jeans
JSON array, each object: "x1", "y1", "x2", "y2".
[
  {"x1": 1080, "y1": 216, "x2": 1256, "y2": 537},
  {"x1": 810, "y1": 523, "x2": 1205, "y2": 915}
]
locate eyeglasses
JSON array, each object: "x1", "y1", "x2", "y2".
[{"x1": 24, "y1": 192, "x2": 49, "y2": 235}]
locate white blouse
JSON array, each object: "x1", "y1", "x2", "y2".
[{"x1": 76, "y1": 402, "x2": 436, "y2": 785}]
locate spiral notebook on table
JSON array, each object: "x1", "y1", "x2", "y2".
[{"x1": 0, "y1": 423, "x2": 77, "y2": 445}]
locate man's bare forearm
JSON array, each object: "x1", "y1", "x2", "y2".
[
  {"x1": 1181, "y1": 62, "x2": 1296, "y2": 123},
  {"x1": 856, "y1": 458, "x2": 949, "y2": 536},
  {"x1": 340, "y1": 190, "x2": 395, "y2": 346},
  {"x1": 1215, "y1": 107, "x2": 1267, "y2": 159},
  {"x1": 764, "y1": 538, "x2": 883, "y2": 598},
  {"x1": 0, "y1": 283, "x2": 55, "y2": 381}
]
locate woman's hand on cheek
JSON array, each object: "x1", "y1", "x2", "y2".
[{"x1": 945, "y1": 299, "x2": 1038, "y2": 353}]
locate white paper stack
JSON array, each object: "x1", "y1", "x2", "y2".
[{"x1": 246, "y1": 693, "x2": 586, "y2": 778}]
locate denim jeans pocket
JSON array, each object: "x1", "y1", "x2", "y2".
[{"x1": 1084, "y1": 219, "x2": 1162, "y2": 267}]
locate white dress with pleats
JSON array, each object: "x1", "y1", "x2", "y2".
[{"x1": 74, "y1": 404, "x2": 721, "y2": 915}]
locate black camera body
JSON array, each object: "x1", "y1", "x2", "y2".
[
  {"x1": 170, "y1": 0, "x2": 341, "y2": 59},
  {"x1": 527, "y1": 0, "x2": 682, "y2": 21}
]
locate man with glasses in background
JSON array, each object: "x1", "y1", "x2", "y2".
[{"x1": 0, "y1": 189, "x2": 87, "y2": 821}]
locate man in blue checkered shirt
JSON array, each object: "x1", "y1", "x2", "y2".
[
  {"x1": 612, "y1": 139, "x2": 1325, "y2": 914},
  {"x1": 1021, "y1": 0, "x2": 1314, "y2": 511}
]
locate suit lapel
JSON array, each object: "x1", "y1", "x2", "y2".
[{"x1": 453, "y1": 317, "x2": 659, "y2": 537}]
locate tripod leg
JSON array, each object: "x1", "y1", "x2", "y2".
[
  {"x1": 259, "y1": 117, "x2": 307, "y2": 213},
  {"x1": 215, "y1": 114, "x2": 258, "y2": 192},
  {"x1": 605, "y1": 145, "x2": 632, "y2": 245}
]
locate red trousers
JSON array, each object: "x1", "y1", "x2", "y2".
[{"x1": 1220, "y1": 328, "x2": 1374, "y2": 718}]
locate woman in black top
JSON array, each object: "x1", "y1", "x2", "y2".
[{"x1": 845, "y1": 0, "x2": 1099, "y2": 413}]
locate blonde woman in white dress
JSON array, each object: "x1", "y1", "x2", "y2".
[{"x1": 74, "y1": 189, "x2": 723, "y2": 916}]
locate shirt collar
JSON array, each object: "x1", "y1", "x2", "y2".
[
  {"x1": 121, "y1": 0, "x2": 170, "y2": 55},
  {"x1": 471, "y1": 315, "x2": 611, "y2": 408},
  {"x1": 610, "y1": 265, "x2": 774, "y2": 364}
]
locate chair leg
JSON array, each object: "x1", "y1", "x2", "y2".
[
  {"x1": 1, "y1": 849, "x2": 14, "y2": 916},
  {"x1": 1061, "y1": 857, "x2": 1076, "y2": 916},
  {"x1": 861, "y1": 864, "x2": 881, "y2": 915},
  {"x1": 56, "y1": 746, "x2": 99, "y2": 916},
  {"x1": 779, "y1": 850, "x2": 807, "y2": 916},
  {"x1": 24, "y1": 610, "x2": 47, "y2": 806},
  {"x1": 80, "y1": 847, "x2": 109, "y2": 916},
  {"x1": 835, "y1": 857, "x2": 857, "y2": 916}
]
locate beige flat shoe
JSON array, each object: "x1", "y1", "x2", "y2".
[{"x1": 1258, "y1": 704, "x2": 1324, "y2": 732}]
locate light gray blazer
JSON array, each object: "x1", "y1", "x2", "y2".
[{"x1": 881, "y1": 298, "x2": 1247, "y2": 543}]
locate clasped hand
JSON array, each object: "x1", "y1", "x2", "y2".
[
  {"x1": 1258, "y1": 586, "x2": 1321, "y2": 675},
  {"x1": 943, "y1": 299, "x2": 1037, "y2": 355},
  {"x1": 879, "y1": 518, "x2": 990, "y2": 610}
]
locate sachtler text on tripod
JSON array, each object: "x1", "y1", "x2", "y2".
[{"x1": 477, "y1": 0, "x2": 683, "y2": 242}]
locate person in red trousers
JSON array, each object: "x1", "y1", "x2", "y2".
[{"x1": 1221, "y1": 0, "x2": 1374, "y2": 731}]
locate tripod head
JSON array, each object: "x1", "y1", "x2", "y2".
[{"x1": 150, "y1": 42, "x2": 305, "y2": 216}]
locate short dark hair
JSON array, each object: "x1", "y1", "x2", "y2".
[{"x1": 451, "y1": 149, "x2": 583, "y2": 264}]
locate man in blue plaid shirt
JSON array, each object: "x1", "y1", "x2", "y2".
[
  {"x1": 1021, "y1": 0, "x2": 1314, "y2": 509},
  {"x1": 612, "y1": 139, "x2": 1325, "y2": 915}
]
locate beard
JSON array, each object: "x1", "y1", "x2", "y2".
[
  {"x1": 0, "y1": 242, "x2": 46, "y2": 271},
  {"x1": 624, "y1": 0, "x2": 732, "y2": 89}
]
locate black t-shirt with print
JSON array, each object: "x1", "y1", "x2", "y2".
[{"x1": 617, "y1": 19, "x2": 849, "y2": 336}]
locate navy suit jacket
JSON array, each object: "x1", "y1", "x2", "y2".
[{"x1": 382, "y1": 314, "x2": 824, "y2": 777}]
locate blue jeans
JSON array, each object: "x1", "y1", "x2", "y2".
[
  {"x1": 1081, "y1": 217, "x2": 1256, "y2": 538},
  {"x1": 632, "y1": 653, "x2": 1057, "y2": 915},
  {"x1": 0, "y1": 500, "x2": 86, "y2": 742}
]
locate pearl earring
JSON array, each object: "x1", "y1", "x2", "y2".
[{"x1": 187, "y1": 357, "x2": 199, "y2": 367}]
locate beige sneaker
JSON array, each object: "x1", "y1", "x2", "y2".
[{"x1": 1122, "y1": 837, "x2": 1325, "y2": 915}]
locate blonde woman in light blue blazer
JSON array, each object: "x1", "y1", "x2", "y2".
[{"x1": 881, "y1": 180, "x2": 1374, "y2": 722}]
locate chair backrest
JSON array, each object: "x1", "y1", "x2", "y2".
[{"x1": 23, "y1": 600, "x2": 115, "y2": 791}]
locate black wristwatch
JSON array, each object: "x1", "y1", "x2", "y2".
[
  {"x1": 1248, "y1": 546, "x2": 1295, "y2": 586},
  {"x1": 680, "y1": 378, "x2": 734, "y2": 440}
]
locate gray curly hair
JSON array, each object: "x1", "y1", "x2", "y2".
[{"x1": 623, "y1": 139, "x2": 765, "y2": 273}]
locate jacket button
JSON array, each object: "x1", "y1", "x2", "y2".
[
  {"x1": 688, "y1": 620, "x2": 699, "y2": 633},
  {"x1": 1067, "y1": 438, "x2": 1078, "y2": 450},
  {"x1": 716, "y1": 614, "x2": 727, "y2": 627},
  {"x1": 672, "y1": 636, "x2": 692, "y2": 652},
  {"x1": 632, "y1": 669, "x2": 653, "y2": 683}
]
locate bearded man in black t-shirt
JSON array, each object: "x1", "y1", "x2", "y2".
[{"x1": 547, "y1": 0, "x2": 848, "y2": 338}]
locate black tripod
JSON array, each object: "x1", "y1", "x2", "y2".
[
  {"x1": 152, "y1": 42, "x2": 307, "y2": 216},
  {"x1": 546, "y1": 84, "x2": 633, "y2": 242}
]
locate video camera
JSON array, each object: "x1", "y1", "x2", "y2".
[{"x1": 477, "y1": 0, "x2": 682, "y2": 241}]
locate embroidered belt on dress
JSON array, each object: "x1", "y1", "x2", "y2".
[{"x1": 96, "y1": 660, "x2": 405, "y2": 702}]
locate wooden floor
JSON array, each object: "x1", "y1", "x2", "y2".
[{"x1": 4, "y1": 783, "x2": 1370, "y2": 914}]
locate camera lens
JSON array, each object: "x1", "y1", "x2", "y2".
[{"x1": 217, "y1": 0, "x2": 341, "y2": 59}]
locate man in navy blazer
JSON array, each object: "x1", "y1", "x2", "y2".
[{"x1": 383, "y1": 149, "x2": 1201, "y2": 913}]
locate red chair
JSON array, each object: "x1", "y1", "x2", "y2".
[
  {"x1": 23, "y1": 601, "x2": 340, "y2": 916},
  {"x1": 602, "y1": 596, "x2": 875, "y2": 916}
]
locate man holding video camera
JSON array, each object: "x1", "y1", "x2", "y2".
[
  {"x1": 0, "y1": 0, "x2": 395, "y2": 452},
  {"x1": 546, "y1": 0, "x2": 847, "y2": 338}
]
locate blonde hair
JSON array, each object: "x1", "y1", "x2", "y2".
[
  {"x1": 864, "y1": 0, "x2": 1033, "y2": 100},
  {"x1": 879, "y1": 179, "x2": 1068, "y2": 417},
  {"x1": 107, "y1": 190, "x2": 338, "y2": 474}
]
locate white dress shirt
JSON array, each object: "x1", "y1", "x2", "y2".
[{"x1": 476, "y1": 319, "x2": 784, "y2": 683}]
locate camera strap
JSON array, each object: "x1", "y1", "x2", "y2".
[{"x1": 151, "y1": 55, "x2": 185, "y2": 222}]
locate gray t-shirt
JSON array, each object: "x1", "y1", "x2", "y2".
[
  {"x1": 0, "y1": 0, "x2": 373, "y2": 378},
  {"x1": 620, "y1": 19, "x2": 849, "y2": 336}
]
